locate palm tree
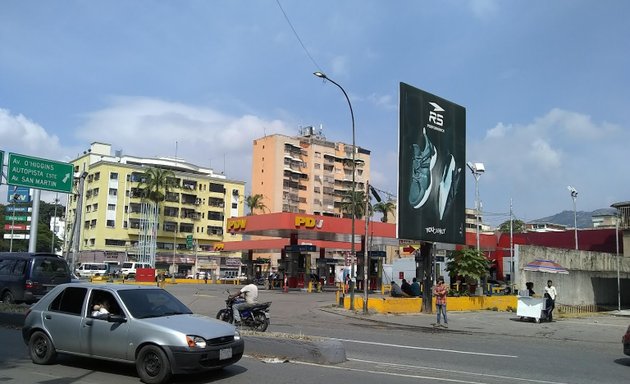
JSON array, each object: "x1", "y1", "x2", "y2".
[
  {"x1": 141, "y1": 167, "x2": 176, "y2": 206},
  {"x1": 373, "y1": 200, "x2": 396, "y2": 223},
  {"x1": 245, "y1": 194, "x2": 267, "y2": 215},
  {"x1": 340, "y1": 190, "x2": 368, "y2": 220}
]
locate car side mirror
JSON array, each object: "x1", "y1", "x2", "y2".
[{"x1": 108, "y1": 314, "x2": 127, "y2": 323}]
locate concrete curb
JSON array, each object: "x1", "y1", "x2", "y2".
[{"x1": 0, "y1": 312, "x2": 26, "y2": 328}]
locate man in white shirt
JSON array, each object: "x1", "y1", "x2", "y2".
[
  {"x1": 544, "y1": 280, "x2": 558, "y2": 321},
  {"x1": 231, "y1": 283, "x2": 259, "y2": 324}
]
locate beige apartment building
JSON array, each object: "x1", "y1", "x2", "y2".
[
  {"x1": 251, "y1": 127, "x2": 371, "y2": 216},
  {"x1": 65, "y1": 142, "x2": 245, "y2": 277}
]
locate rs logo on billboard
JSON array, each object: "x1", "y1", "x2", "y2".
[
  {"x1": 428, "y1": 102, "x2": 444, "y2": 127},
  {"x1": 227, "y1": 218, "x2": 246, "y2": 231},
  {"x1": 295, "y1": 216, "x2": 323, "y2": 229}
]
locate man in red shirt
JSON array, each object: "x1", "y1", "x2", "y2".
[{"x1": 432, "y1": 277, "x2": 448, "y2": 328}]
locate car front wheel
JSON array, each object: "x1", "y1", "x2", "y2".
[
  {"x1": 136, "y1": 345, "x2": 172, "y2": 384},
  {"x1": 29, "y1": 331, "x2": 57, "y2": 364}
]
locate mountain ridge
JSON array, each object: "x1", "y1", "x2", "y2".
[{"x1": 530, "y1": 208, "x2": 617, "y2": 229}]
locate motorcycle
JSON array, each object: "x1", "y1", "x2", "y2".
[{"x1": 216, "y1": 291, "x2": 271, "y2": 332}]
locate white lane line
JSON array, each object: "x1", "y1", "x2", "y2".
[
  {"x1": 349, "y1": 358, "x2": 570, "y2": 384},
  {"x1": 292, "y1": 360, "x2": 491, "y2": 384},
  {"x1": 332, "y1": 338, "x2": 518, "y2": 358}
]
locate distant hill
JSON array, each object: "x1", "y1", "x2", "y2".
[{"x1": 530, "y1": 208, "x2": 617, "y2": 229}]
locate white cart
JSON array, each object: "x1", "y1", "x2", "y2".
[{"x1": 517, "y1": 296, "x2": 547, "y2": 323}]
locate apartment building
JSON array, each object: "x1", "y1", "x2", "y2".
[
  {"x1": 251, "y1": 127, "x2": 371, "y2": 216},
  {"x1": 65, "y1": 142, "x2": 245, "y2": 276}
]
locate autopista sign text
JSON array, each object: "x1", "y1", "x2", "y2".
[{"x1": 7, "y1": 153, "x2": 73, "y2": 194}]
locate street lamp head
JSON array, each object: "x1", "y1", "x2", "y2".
[
  {"x1": 567, "y1": 185, "x2": 578, "y2": 198},
  {"x1": 313, "y1": 71, "x2": 327, "y2": 79},
  {"x1": 466, "y1": 161, "x2": 485, "y2": 174}
]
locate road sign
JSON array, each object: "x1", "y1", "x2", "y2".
[
  {"x1": 284, "y1": 244, "x2": 317, "y2": 253},
  {"x1": 5, "y1": 206, "x2": 32, "y2": 212},
  {"x1": 0, "y1": 150, "x2": 3, "y2": 179},
  {"x1": 356, "y1": 251, "x2": 387, "y2": 258},
  {"x1": 5, "y1": 215, "x2": 31, "y2": 222},
  {"x1": 4, "y1": 224, "x2": 30, "y2": 231},
  {"x1": 6, "y1": 185, "x2": 31, "y2": 203},
  {"x1": 7, "y1": 153, "x2": 73, "y2": 194},
  {"x1": 3, "y1": 234, "x2": 30, "y2": 240}
]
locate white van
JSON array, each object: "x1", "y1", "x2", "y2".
[
  {"x1": 76, "y1": 263, "x2": 108, "y2": 278},
  {"x1": 121, "y1": 262, "x2": 152, "y2": 277}
]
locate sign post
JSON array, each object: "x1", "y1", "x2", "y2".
[{"x1": 7, "y1": 153, "x2": 73, "y2": 194}]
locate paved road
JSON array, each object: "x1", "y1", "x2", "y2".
[{"x1": 2, "y1": 283, "x2": 630, "y2": 383}]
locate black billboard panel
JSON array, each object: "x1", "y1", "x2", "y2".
[{"x1": 398, "y1": 82, "x2": 466, "y2": 244}]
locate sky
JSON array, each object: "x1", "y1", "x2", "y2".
[{"x1": 1, "y1": 0, "x2": 629, "y2": 227}]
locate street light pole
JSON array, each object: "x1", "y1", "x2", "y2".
[
  {"x1": 616, "y1": 212, "x2": 621, "y2": 311},
  {"x1": 466, "y1": 162, "x2": 485, "y2": 252},
  {"x1": 314, "y1": 71, "x2": 357, "y2": 310},
  {"x1": 568, "y1": 186, "x2": 578, "y2": 250}
]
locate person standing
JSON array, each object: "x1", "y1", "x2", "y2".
[
  {"x1": 544, "y1": 280, "x2": 558, "y2": 321},
  {"x1": 432, "y1": 277, "x2": 448, "y2": 328},
  {"x1": 230, "y1": 283, "x2": 259, "y2": 325}
]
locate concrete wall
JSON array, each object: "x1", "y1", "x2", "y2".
[
  {"x1": 342, "y1": 295, "x2": 517, "y2": 313},
  {"x1": 517, "y1": 245, "x2": 630, "y2": 306}
]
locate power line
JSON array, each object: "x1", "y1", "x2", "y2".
[{"x1": 275, "y1": 0, "x2": 323, "y2": 72}]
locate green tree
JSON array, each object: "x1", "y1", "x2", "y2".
[
  {"x1": 373, "y1": 200, "x2": 396, "y2": 223},
  {"x1": 498, "y1": 219, "x2": 526, "y2": 233},
  {"x1": 140, "y1": 167, "x2": 176, "y2": 206},
  {"x1": 446, "y1": 248, "x2": 490, "y2": 292},
  {"x1": 340, "y1": 189, "x2": 369, "y2": 220},
  {"x1": 245, "y1": 194, "x2": 267, "y2": 215}
]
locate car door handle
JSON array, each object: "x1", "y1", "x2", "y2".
[
  {"x1": 85, "y1": 319, "x2": 94, "y2": 326},
  {"x1": 44, "y1": 315, "x2": 51, "y2": 320}
]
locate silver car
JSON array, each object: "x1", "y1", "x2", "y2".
[{"x1": 22, "y1": 283, "x2": 244, "y2": 384}]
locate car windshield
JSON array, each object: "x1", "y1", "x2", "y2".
[{"x1": 118, "y1": 289, "x2": 193, "y2": 319}]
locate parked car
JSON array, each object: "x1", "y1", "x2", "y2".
[
  {"x1": 120, "y1": 262, "x2": 152, "y2": 278},
  {"x1": 186, "y1": 271, "x2": 207, "y2": 279},
  {"x1": 75, "y1": 262, "x2": 108, "y2": 278},
  {"x1": 0, "y1": 252, "x2": 71, "y2": 304},
  {"x1": 22, "y1": 283, "x2": 244, "y2": 384},
  {"x1": 623, "y1": 324, "x2": 630, "y2": 356}
]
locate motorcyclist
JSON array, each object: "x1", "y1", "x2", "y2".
[{"x1": 230, "y1": 283, "x2": 258, "y2": 324}]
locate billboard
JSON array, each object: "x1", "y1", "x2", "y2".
[{"x1": 398, "y1": 82, "x2": 466, "y2": 244}]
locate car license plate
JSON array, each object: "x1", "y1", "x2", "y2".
[
  {"x1": 264, "y1": 312, "x2": 270, "y2": 319},
  {"x1": 219, "y1": 348, "x2": 232, "y2": 360}
]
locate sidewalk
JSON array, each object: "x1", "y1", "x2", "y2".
[{"x1": 320, "y1": 304, "x2": 630, "y2": 344}]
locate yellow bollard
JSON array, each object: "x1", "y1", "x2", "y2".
[{"x1": 308, "y1": 281, "x2": 313, "y2": 293}]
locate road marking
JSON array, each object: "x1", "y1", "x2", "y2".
[
  {"x1": 294, "y1": 360, "x2": 509, "y2": 384},
  {"x1": 332, "y1": 338, "x2": 518, "y2": 358},
  {"x1": 349, "y1": 358, "x2": 570, "y2": 384}
]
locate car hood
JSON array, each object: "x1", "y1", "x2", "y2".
[{"x1": 139, "y1": 313, "x2": 236, "y2": 337}]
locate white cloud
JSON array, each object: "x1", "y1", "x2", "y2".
[
  {"x1": 76, "y1": 97, "x2": 293, "y2": 189},
  {"x1": 0, "y1": 108, "x2": 64, "y2": 157}
]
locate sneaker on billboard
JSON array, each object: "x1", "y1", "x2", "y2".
[
  {"x1": 409, "y1": 128, "x2": 437, "y2": 209},
  {"x1": 439, "y1": 154, "x2": 461, "y2": 220}
]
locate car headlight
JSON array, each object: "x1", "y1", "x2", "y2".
[
  {"x1": 234, "y1": 330, "x2": 241, "y2": 341},
  {"x1": 186, "y1": 335, "x2": 207, "y2": 348}
]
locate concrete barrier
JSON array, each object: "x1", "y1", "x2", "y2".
[{"x1": 341, "y1": 295, "x2": 517, "y2": 313}]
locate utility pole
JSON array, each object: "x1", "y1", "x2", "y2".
[{"x1": 363, "y1": 181, "x2": 370, "y2": 314}]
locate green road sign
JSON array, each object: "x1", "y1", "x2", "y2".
[
  {"x1": 186, "y1": 235, "x2": 194, "y2": 249},
  {"x1": 5, "y1": 215, "x2": 30, "y2": 222},
  {"x1": 7, "y1": 153, "x2": 73, "y2": 194}
]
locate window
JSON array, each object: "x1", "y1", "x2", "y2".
[
  {"x1": 315, "y1": 163, "x2": 321, "y2": 169},
  {"x1": 209, "y1": 183, "x2": 225, "y2": 193},
  {"x1": 108, "y1": 204, "x2": 115, "y2": 211},
  {"x1": 109, "y1": 188, "x2": 117, "y2": 196},
  {"x1": 0, "y1": 259, "x2": 15, "y2": 275},
  {"x1": 50, "y1": 287, "x2": 87, "y2": 315},
  {"x1": 88, "y1": 290, "x2": 122, "y2": 318},
  {"x1": 105, "y1": 239, "x2": 126, "y2": 246},
  {"x1": 110, "y1": 172, "x2": 118, "y2": 180},
  {"x1": 106, "y1": 220, "x2": 115, "y2": 227},
  {"x1": 93, "y1": 203, "x2": 98, "y2": 211},
  {"x1": 232, "y1": 203, "x2": 237, "y2": 209}
]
